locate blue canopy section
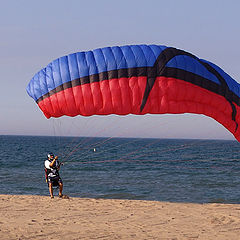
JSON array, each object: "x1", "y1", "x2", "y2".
[
  {"x1": 27, "y1": 45, "x2": 167, "y2": 101},
  {"x1": 26, "y1": 44, "x2": 240, "y2": 101},
  {"x1": 166, "y1": 55, "x2": 221, "y2": 85},
  {"x1": 200, "y1": 59, "x2": 240, "y2": 97}
]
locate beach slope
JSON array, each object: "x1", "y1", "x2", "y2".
[{"x1": 1, "y1": 194, "x2": 240, "y2": 239}]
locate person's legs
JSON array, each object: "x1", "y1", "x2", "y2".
[
  {"x1": 59, "y1": 182, "x2": 63, "y2": 197},
  {"x1": 48, "y1": 182, "x2": 54, "y2": 198}
]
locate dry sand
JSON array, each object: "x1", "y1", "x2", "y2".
[{"x1": 1, "y1": 194, "x2": 240, "y2": 240}]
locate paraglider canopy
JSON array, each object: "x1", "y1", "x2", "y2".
[{"x1": 26, "y1": 44, "x2": 240, "y2": 141}]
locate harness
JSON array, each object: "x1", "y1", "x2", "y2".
[{"x1": 44, "y1": 159, "x2": 60, "y2": 183}]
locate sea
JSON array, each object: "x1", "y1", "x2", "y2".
[{"x1": 1, "y1": 135, "x2": 240, "y2": 203}]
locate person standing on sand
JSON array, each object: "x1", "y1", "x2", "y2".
[{"x1": 44, "y1": 153, "x2": 63, "y2": 198}]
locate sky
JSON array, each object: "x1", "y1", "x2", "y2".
[{"x1": 0, "y1": 0, "x2": 240, "y2": 140}]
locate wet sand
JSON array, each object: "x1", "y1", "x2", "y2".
[{"x1": 1, "y1": 194, "x2": 240, "y2": 239}]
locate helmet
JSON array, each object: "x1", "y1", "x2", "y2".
[{"x1": 47, "y1": 153, "x2": 54, "y2": 159}]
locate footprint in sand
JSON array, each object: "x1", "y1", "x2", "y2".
[{"x1": 210, "y1": 215, "x2": 236, "y2": 225}]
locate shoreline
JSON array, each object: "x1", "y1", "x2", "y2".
[{"x1": 1, "y1": 194, "x2": 240, "y2": 239}]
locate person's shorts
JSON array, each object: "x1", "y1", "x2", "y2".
[{"x1": 47, "y1": 176, "x2": 63, "y2": 187}]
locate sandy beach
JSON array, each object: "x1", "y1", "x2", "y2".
[{"x1": 1, "y1": 195, "x2": 240, "y2": 239}]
